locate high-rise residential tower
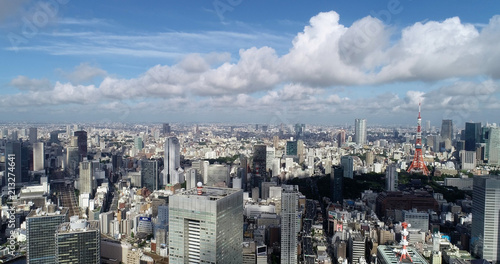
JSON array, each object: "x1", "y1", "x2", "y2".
[
  {"x1": 471, "y1": 175, "x2": 500, "y2": 263},
  {"x1": 164, "y1": 136, "x2": 180, "y2": 185},
  {"x1": 354, "y1": 119, "x2": 367, "y2": 145},
  {"x1": 169, "y1": 186, "x2": 243, "y2": 263},
  {"x1": 281, "y1": 185, "x2": 299, "y2": 264},
  {"x1": 385, "y1": 164, "x2": 398, "y2": 191}
]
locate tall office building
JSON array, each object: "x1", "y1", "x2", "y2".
[
  {"x1": 266, "y1": 146, "x2": 275, "y2": 172},
  {"x1": 465, "y1": 122, "x2": 482, "y2": 151},
  {"x1": 33, "y1": 142, "x2": 44, "y2": 171},
  {"x1": 66, "y1": 146, "x2": 80, "y2": 176},
  {"x1": 330, "y1": 166, "x2": 343, "y2": 204},
  {"x1": 340, "y1": 156, "x2": 354, "y2": 179},
  {"x1": 337, "y1": 130, "x2": 346, "y2": 147},
  {"x1": 471, "y1": 175, "x2": 500, "y2": 263},
  {"x1": 354, "y1": 119, "x2": 367, "y2": 145},
  {"x1": 441, "y1": 119, "x2": 453, "y2": 143},
  {"x1": 286, "y1": 141, "x2": 298, "y2": 156},
  {"x1": 485, "y1": 127, "x2": 500, "y2": 166},
  {"x1": 29, "y1": 127, "x2": 37, "y2": 144},
  {"x1": 141, "y1": 159, "x2": 159, "y2": 191},
  {"x1": 253, "y1": 144, "x2": 267, "y2": 176},
  {"x1": 385, "y1": 164, "x2": 398, "y2": 191},
  {"x1": 281, "y1": 185, "x2": 299, "y2": 264},
  {"x1": 79, "y1": 161, "x2": 94, "y2": 195},
  {"x1": 206, "y1": 164, "x2": 230, "y2": 186},
  {"x1": 134, "y1": 136, "x2": 143, "y2": 151},
  {"x1": 169, "y1": 186, "x2": 243, "y2": 263},
  {"x1": 74, "y1": 131, "x2": 88, "y2": 161},
  {"x1": 164, "y1": 136, "x2": 180, "y2": 185},
  {"x1": 162, "y1": 123, "x2": 171, "y2": 135},
  {"x1": 55, "y1": 219, "x2": 100, "y2": 264},
  {"x1": 4, "y1": 141, "x2": 21, "y2": 185},
  {"x1": 26, "y1": 207, "x2": 69, "y2": 264}
]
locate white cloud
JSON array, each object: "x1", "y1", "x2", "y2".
[
  {"x1": 9, "y1": 75, "x2": 51, "y2": 91},
  {"x1": 59, "y1": 63, "x2": 107, "y2": 84}
]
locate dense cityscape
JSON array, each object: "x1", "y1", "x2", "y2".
[
  {"x1": 0, "y1": 112, "x2": 499, "y2": 263},
  {"x1": 1, "y1": 1, "x2": 500, "y2": 264}
]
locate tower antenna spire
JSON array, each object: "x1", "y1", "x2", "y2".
[{"x1": 407, "y1": 102, "x2": 430, "y2": 176}]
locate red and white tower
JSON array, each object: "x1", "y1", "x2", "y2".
[
  {"x1": 407, "y1": 103, "x2": 430, "y2": 176},
  {"x1": 398, "y1": 222, "x2": 413, "y2": 262}
]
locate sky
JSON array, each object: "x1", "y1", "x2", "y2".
[{"x1": 1, "y1": 0, "x2": 500, "y2": 128}]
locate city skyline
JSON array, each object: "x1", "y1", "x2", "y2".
[{"x1": 1, "y1": 1, "x2": 500, "y2": 125}]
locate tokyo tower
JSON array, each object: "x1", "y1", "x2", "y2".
[{"x1": 407, "y1": 103, "x2": 430, "y2": 176}]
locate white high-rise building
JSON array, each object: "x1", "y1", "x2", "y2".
[
  {"x1": 79, "y1": 161, "x2": 94, "y2": 196},
  {"x1": 385, "y1": 164, "x2": 398, "y2": 191},
  {"x1": 354, "y1": 119, "x2": 367, "y2": 145},
  {"x1": 33, "y1": 142, "x2": 44, "y2": 171},
  {"x1": 471, "y1": 175, "x2": 500, "y2": 263},
  {"x1": 281, "y1": 185, "x2": 299, "y2": 264},
  {"x1": 169, "y1": 186, "x2": 243, "y2": 263},
  {"x1": 164, "y1": 136, "x2": 180, "y2": 185}
]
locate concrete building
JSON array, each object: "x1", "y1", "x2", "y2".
[
  {"x1": 355, "y1": 119, "x2": 367, "y2": 145},
  {"x1": 403, "y1": 209, "x2": 429, "y2": 232},
  {"x1": 169, "y1": 186, "x2": 243, "y2": 263},
  {"x1": 341, "y1": 156, "x2": 354, "y2": 179},
  {"x1": 33, "y1": 142, "x2": 44, "y2": 171},
  {"x1": 377, "y1": 245, "x2": 428, "y2": 264},
  {"x1": 281, "y1": 185, "x2": 299, "y2": 264},
  {"x1": 55, "y1": 218, "x2": 100, "y2": 264},
  {"x1": 141, "y1": 159, "x2": 159, "y2": 191},
  {"x1": 471, "y1": 175, "x2": 500, "y2": 263},
  {"x1": 26, "y1": 206, "x2": 69, "y2": 264},
  {"x1": 164, "y1": 136, "x2": 181, "y2": 185},
  {"x1": 385, "y1": 164, "x2": 398, "y2": 191}
]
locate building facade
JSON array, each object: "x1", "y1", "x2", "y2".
[
  {"x1": 471, "y1": 175, "x2": 500, "y2": 263},
  {"x1": 354, "y1": 119, "x2": 367, "y2": 145},
  {"x1": 169, "y1": 186, "x2": 243, "y2": 263},
  {"x1": 56, "y1": 219, "x2": 100, "y2": 264},
  {"x1": 281, "y1": 185, "x2": 299, "y2": 264},
  {"x1": 27, "y1": 207, "x2": 69, "y2": 264}
]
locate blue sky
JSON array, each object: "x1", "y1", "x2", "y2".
[{"x1": 1, "y1": 0, "x2": 500, "y2": 127}]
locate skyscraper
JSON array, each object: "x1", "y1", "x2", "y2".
[
  {"x1": 55, "y1": 219, "x2": 100, "y2": 264},
  {"x1": 169, "y1": 186, "x2": 243, "y2": 263},
  {"x1": 134, "y1": 136, "x2": 143, "y2": 151},
  {"x1": 281, "y1": 185, "x2": 299, "y2": 264},
  {"x1": 337, "y1": 130, "x2": 346, "y2": 147},
  {"x1": 471, "y1": 175, "x2": 500, "y2": 263},
  {"x1": 330, "y1": 166, "x2": 343, "y2": 204},
  {"x1": 33, "y1": 142, "x2": 44, "y2": 172},
  {"x1": 286, "y1": 140, "x2": 298, "y2": 156},
  {"x1": 162, "y1": 123, "x2": 171, "y2": 135},
  {"x1": 385, "y1": 164, "x2": 398, "y2": 191},
  {"x1": 253, "y1": 144, "x2": 267, "y2": 176},
  {"x1": 164, "y1": 136, "x2": 180, "y2": 185},
  {"x1": 141, "y1": 159, "x2": 159, "y2": 191},
  {"x1": 74, "y1": 130, "x2": 88, "y2": 161},
  {"x1": 440, "y1": 119, "x2": 453, "y2": 143},
  {"x1": 29, "y1": 127, "x2": 37, "y2": 144},
  {"x1": 465, "y1": 122, "x2": 482, "y2": 151},
  {"x1": 4, "y1": 141, "x2": 21, "y2": 185},
  {"x1": 340, "y1": 156, "x2": 354, "y2": 179},
  {"x1": 485, "y1": 127, "x2": 500, "y2": 165},
  {"x1": 27, "y1": 207, "x2": 69, "y2": 264},
  {"x1": 354, "y1": 119, "x2": 367, "y2": 145},
  {"x1": 79, "y1": 160, "x2": 94, "y2": 195}
]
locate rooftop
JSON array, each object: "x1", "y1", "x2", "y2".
[
  {"x1": 57, "y1": 220, "x2": 100, "y2": 234},
  {"x1": 27, "y1": 207, "x2": 69, "y2": 218},
  {"x1": 176, "y1": 186, "x2": 241, "y2": 201}
]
